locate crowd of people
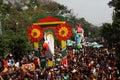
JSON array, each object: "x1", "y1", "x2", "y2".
[{"x1": 0, "y1": 45, "x2": 119, "y2": 80}]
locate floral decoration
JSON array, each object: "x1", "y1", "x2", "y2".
[
  {"x1": 55, "y1": 23, "x2": 72, "y2": 40},
  {"x1": 27, "y1": 25, "x2": 43, "y2": 42}
]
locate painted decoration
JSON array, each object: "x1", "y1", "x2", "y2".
[
  {"x1": 55, "y1": 23, "x2": 72, "y2": 40},
  {"x1": 27, "y1": 25, "x2": 43, "y2": 42},
  {"x1": 21, "y1": 63, "x2": 35, "y2": 72}
]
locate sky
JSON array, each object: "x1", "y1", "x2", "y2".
[{"x1": 53, "y1": 0, "x2": 113, "y2": 26}]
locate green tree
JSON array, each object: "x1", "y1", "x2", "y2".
[
  {"x1": 0, "y1": 0, "x2": 33, "y2": 59},
  {"x1": 108, "y1": 0, "x2": 120, "y2": 70},
  {"x1": 108, "y1": 0, "x2": 120, "y2": 57},
  {"x1": 100, "y1": 23, "x2": 113, "y2": 43},
  {"x1": 42, "y1": 1, "x2": 71, "y2": 15}
]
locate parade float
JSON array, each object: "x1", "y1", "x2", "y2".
[{"x1": 27, "y1": 14, "x2": 72, "y2": 67}]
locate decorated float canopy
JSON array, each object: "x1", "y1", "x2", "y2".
[
  {"x1": 27, "y1": 14, "x2": 72, "y2": 42},
  {"x1": 27, "y1": 14, "x2": 72, "y2": 66}
]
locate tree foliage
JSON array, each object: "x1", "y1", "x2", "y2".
[
  {"x1": 100, "y1": 23, "x2": 113, "y2": 43},
  {"x1": 100, "y1": 0, "x2": 120, "y2": 59},
  {"x1": 109, "y1": 0, "x2": 120, "y2": 53},
  {"x1": 108, "y1": 0, "x2": 120, "y2": 69}
]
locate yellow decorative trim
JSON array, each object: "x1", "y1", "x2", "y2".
[
  {"x1": 61, "y1": 40, "x2": 66, "y2": 49},
  {"x1": 34, "y1": 42, "x2": 39, "y2": 49},
  {"x1": 33, "y1": 21, "x2": 66, "y2": 25}
]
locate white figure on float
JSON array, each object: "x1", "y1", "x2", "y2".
[{"x1": 43, "y1": 32, "x2": 54, "y2": 58}]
